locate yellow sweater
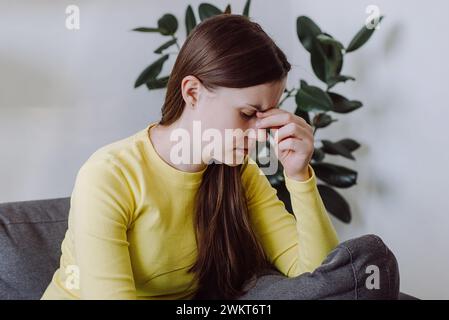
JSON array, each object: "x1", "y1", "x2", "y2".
[{"x1": 41, "y1": 122, "x2": 339, "y2": 300}]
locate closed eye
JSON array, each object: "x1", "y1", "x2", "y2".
[{"x1": 240, "y1": 112, "x2": 256, "y2": 120}]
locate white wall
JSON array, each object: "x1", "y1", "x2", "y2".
[
  {"x1": 1, "y1": 0, "x2": 448, "y2": 299},
  {"x1": 287, "y1": 0, "x2": 449, "y2": 300}
]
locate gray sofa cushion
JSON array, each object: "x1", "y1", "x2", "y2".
[
  {"x1": 0, "y1": 197, "x2": 417, "y2": 300},
  {"x1": 0, "y1": 197, "x2": 70, "y2": 300}
]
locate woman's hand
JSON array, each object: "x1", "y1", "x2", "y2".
[{"x1": 255, "y1": 109, "x2": 314, "y2": 181}]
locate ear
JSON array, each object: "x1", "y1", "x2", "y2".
[{"x1": 181, "y1": 75, "x2": 202, "y2": 109}]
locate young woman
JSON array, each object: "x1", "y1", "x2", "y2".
[{"x1": 41, "y1": 14, "x2": 340, "y2": 300}]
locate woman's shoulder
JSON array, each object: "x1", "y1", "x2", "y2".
[
  {"x1": 69, "y1": 130, "x2": 149, "y2": 225},
  {"x1": 81, "y1": 126, "x2": 148, "y2": 171}
]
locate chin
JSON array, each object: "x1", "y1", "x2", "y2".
[{"x1": 226, "y1": 150, "x2": 248, "y2": 166}]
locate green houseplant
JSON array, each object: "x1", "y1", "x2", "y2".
[{"x1": 132, "y1": 1, "x2": 383, "y2": 223}]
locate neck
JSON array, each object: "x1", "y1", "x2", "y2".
[{"x1": 151, "y1": 118, "x2": 208, "y2": 173}]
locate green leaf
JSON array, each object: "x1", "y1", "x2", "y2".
[
  {"x1": 326, "y1": 75, "x2": 355, "y2": 89},
  {"x1": 346, "y1": 16, "x2": 384, "y2": 53},
  {"x1": 146, "y1": 76, "x2": 170, "y2": 90},
  {"x1": 294, "y1": 108, "x2": 311, "y2": 125},
  {"x1": 312, "y1": 162, "x2": 357, "y2": 188},
  {"x1": 268, "y1": 171, "x2": 284, "y2": 186},
  {"x1": 266, "y1": 162, "x2": 291, "y2": 212},
  {"x1": 317, "y1": 184, "x2": 351, "y2": 223},
  {"x1": 296, "y1": 16, "x2": 322, "y2": 52},
  {"x1": 296, "y1": 18, "x2": 343, "y2": 85},
  {"x1": 312, "y1": 147, "x2": 325, "y2": 162},
  {"x1": 242, "y1": 0, "x2": 251, "y2": 17},
  {"x1": 224, "y1": 4, "x2": 231, "y2": 14},
  {"x1": 199, "y1": 3, "x2": 222, "y2": 21},
  {"x1": 310, "y1": 35, "x2": 343, "y2": 85},
  {"x1": 338, "y1": 138, "x2": 361, "y2": 152},
  {"x1": 295, "y1": 80, "x2": 333, "y2": 112},
  {"x1": 328, "y1": 92, "x2": 363, "y2": 113},
  {"x1": 154, "y1": 38, "x2": 177, "y2": 54},
  {"x1": 132, "y1": 27, "x2": 160, "y2": 33},
  {"x1": 272, "y1": 181, "x2": 293, "y2": 213},
  {"x1": 312, "y1": 113, "x2": 336, "y2": 128},
  {"x1": 321, "y1": 140, "x2": 355, "y2": 160},
  {"x1": 317, "y1": 34, "x2": 344, "y2": 50},
  {"x1": 185, "y1": 5, "x2": 197, "y2": 37},
  {"x1": 158, "y1": 14, "x2": 178, "y2": 35},
  {"x1": 134, "y1": 55, "x2": 169, "y2": 88},
  {"x1": 265, "y1": 160, "x2": 285, "y2": 185}
]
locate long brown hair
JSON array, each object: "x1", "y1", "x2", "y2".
[{"x1": 158, "y1": 14, "x2": 291, "y2": 299}]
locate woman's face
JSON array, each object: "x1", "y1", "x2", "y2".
[{"x1": 182, "y1": 76, "x2": 287, "y2": 166}]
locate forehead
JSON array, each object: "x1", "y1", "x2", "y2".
[{"x1": 214, "y1": 79, "x2": 287, "y2": 111}]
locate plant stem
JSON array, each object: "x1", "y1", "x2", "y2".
[
  {"x1": 172, "y1": 35, "x2": 180, "y2": 50},
  {"x1": 279, "y1": 88, "x2": 296, "y2": 107}
]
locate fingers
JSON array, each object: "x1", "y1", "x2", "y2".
[
  {"x1": 277, "y1": 137, "x2": 297, "y2": 152},
  {"x1": 256, "y1": 108, "x2": 279, "y2": 118},
  {"x1": 277, "y1": 136, "x2": 313, "y2": 154},
  {"x1": 276, "y1": 122, "x2": 313, "y2": 142},
  {"x1": 256, "y1": 109, "x2": 311, "y2": 132},
  {"x1": 256, "y1": 111, "x2": 291, "y2": 129}
]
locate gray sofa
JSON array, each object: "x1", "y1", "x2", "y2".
[
  {"x1": 0, "y1": 197, "x2": 418, "y2": 300},
  {"x1": 0, "y1": 197, "x2": 69, "y2": 300}
]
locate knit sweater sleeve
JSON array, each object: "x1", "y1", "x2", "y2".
[{"x1": 242, "y1": 156, "x2": 339, "y2": 276}]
